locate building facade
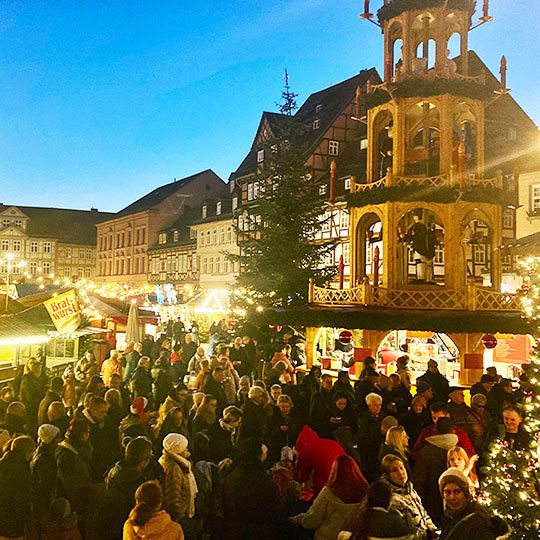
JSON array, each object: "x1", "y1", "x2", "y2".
[
  {"x1": 96, "y1": 169, "x2": 225, "y2": 287},
  {"x1": 0, "y1": 204, "x2": 113, "y2": 284}
]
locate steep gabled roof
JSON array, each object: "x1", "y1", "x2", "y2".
[
  {"x1": 0, "y1": 205, "x2": 115, "y2": 244},
  {"x1": 231, "y1": 69, "x2": 380, "y2": 179},
  {"x1": 114, "y1": 169, "x2": 223, "y2": 219}
]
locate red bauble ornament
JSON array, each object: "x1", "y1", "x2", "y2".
[
  {"x1": 482, "y1": 334, "x2": 498, "y2": 349},
  {"x1": 338, "y1": 330, "x2": 353, "y2": 345}
]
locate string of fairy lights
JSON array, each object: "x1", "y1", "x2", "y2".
[{"x1": 479, "y1": 257, "x2": 540, "y2": 538}]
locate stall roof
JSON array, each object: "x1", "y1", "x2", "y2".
[
  {"x1": 251, "y1": 305, "x2": 533, "y2": 335},
  {"x1": 0, "y1": 315, "x2": 50, "y2": 345}
]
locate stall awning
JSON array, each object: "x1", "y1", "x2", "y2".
[
  {"x1": 251, "y1": 305, "x2": 534, "y2": 335},
  {"x1": 0, "y1": 315, "x2": 50, "y2": 345}
]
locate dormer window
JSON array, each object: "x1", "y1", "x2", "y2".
[
  {"x1": 316, "y1": 104, "x2": 323, "y2": 114},
  {"x1": 229, "y1": 179, "x2": 235, "y2": 192},
  {"x1": 158, "y1": 233, "x2": 167, "y2": 244},
  {"x1": 173, "y1": 230, "x2": 179, "y2": 242},
  {"x1": 202, "y1": 205, "x2": 207, "y2": 219},
  {"x1": 232, "y1": 196, "x2": 238, "y2": 211},
  {"x1": 257, "y1": 149, "x2": 265, "y2": 163},
  {"x1": 319, "y1": 184, "x2": 328, "y2": 196},
  {"x1": 329, "y1": 140, "x2": 340, "y2": 156},
  {"x1": 313, "y1": 119, "x2": 320, "y2": 130},
  {"x1": 216, "y1": 201, "x2": 222, "y2": 215},
  {"x1": 344, "y1": 178, "x2": 351, "y2": 190}
]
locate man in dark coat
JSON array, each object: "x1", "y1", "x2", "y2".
[
  {"x1": 223, "y1": 438, "x2": 287, "y2": 540},
  {"x1": 230, "y1": 337, "x2": 249, "y2": 377},
  {"x1": 241, "y1": 335, "x2": 257, "y2": 377},
  {"x1": 413, "y1": 417, "x2": 458, "y2": 527},
  {"x1": 203, "y1": 366, "x2": 229, "y2": 415},
  {"x1": 19, "y1": 357, "x2": 48, "y2": 434},
  {"x1": 0, "y1": 435, "x2": 35, "y2": 539},
  {"x1": 447, "y1": 387, "x2": 474, "y2": 440},
  {"x1": 416, "y1": 359, "x2": 450, "y2": 403},
  {"x1": 238, "y1": 387, "x2": 267, "y2": 443},
  {"x1": 83, "y1": 396, "x2": 118, "y2": 481},
  {"x1": 308, "y1": 374, "x2": 336, "y2": 438},
  {"x1": 356, "y1": 392, "x2": 384, "y2": 482},
  {"x1": 124, "y1": 342, "x2": 142, "y2": 383},
  {"x1": 470, "y1": 374, "x2": 496, "y2": 398},
  {"x1": 97, "y1": 437, "x2": 155, "y2": 540},
  {"x1": 38, "y1": 376, "x2": 64, "y2": 425},
  {"x1": 130, "y1": 356, "x2": 154, "y2": 403},
  {"x1": 0, "y1": 401, "x2": 28, "y2": 436}
]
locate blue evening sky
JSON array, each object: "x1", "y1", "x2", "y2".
[{"x1": 0, "y1": 0, "x2": 538, "y2": 212}]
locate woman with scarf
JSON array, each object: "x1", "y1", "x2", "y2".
[
  {"x1": 207, "y1": 405, "x2": 243, "y2": 463},
  {"x1": 159, "y1": 434, "x2": 199, "y2": 538},
  {"x1": 156, "y1": 407, "x2": 191, "y2": 452}
]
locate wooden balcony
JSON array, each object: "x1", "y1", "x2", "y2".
[
  {"x1": 308, "y1": 279, "x2": 521, "y2": 313},
  {"x1": 149, "y1": 270, "x2": 199, "y2": 284}
]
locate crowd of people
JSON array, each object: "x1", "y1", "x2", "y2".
[{"x1": 0, "y1": 322, "x2": 527, "y2": 540}]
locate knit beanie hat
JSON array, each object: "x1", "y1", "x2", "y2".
[
  {"x1": 38, "y1": 424, "x2": 61, "y2": 445},
  {"x1": 163, "y1": 433, "x2": 189, "y2": 456},
  {"x1": 438, "y1": 467, "x2": 470, "y2": 497}
]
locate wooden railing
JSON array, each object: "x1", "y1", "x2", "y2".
[
  {"x1": 352, "y1": 170, "x2": 503, "y2": 193},
  {"x1": 309, "y1": 279, "x2": 521, "y2": 313}
]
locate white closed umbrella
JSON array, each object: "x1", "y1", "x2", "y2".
[{"x1": 125, "y1": 302, "x2": 141, "y2": 344}]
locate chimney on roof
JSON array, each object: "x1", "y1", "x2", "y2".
[{"x1": 90, "y1": 208, "x2": 98, "y2": 212}]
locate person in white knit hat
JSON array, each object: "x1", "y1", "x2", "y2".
[
  {"x1": 31, "y1": 424, "x2": 61, "y2": 516},
  {"x1": 159, "y1": 433, "x2": 198, "y2": 532}
]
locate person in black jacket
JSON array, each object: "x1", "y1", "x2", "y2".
[
  {"x1": 265, "y1": 395, "x2": 300, "y2": 464},
  {"x1": 192, "y1": 395, "x2": 218, "y2": 438},
  {"x1": 416, "y1": 359, "x2": 450, "y2": 403},
  {"x1": 31, "y1": 424, "x2": 61, "y2": 518},
  {"x1": 357, "y1": 392, "x2": 384, "y2": 482},
  {"x1": 130, "y1": 356, "x2": 154, "y2": 404},
  {"x1": 325, "y1": 392, "x2": 358, "y2": 438},
  {"x1": 238, "y1": 386, "x2": 268, "y2": 443},
  {"x1": 0, "y1": 435, "x2": 36, "y2": 539},
  {"x1": 37, "y1": 376, "x2": 64, "y2": 426},
  {"x1": 223, "y1": 438, "x2": 287, "y2": 540},
  {"x1": 207, "y1": 405, "x2": 243, "y2": 463},
  {"x1": 0, "y1": 400, "x2": 28, "y2": 436},
  {"x1": 152, "y1": 355, "x2": 174, "y2": 407},
  {"x1": 309, "y1": 374, "x2": 335, "y2": 438},
  {"x1": 203, "y1": 366, "x2": 229, "y2": 415},
  {"x1": 19, "y1": 356, "x2": 48, "y2": 434},
  {"x1": 96, "y1": 437, "x2": 155, "y2": 540}
]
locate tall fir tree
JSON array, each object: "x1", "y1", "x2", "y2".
[
  {"x1": 275, "y1": 68, "x2": 298, "y2": 116},
  {"x1": 228, "y1": 123, "x2": 336, "y2": 308},
  {"x1": 480, "y1": 257, "x2": 540, "y2": 538}
]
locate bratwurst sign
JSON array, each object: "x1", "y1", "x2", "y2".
[{"x1": 44, "y1": 290, "x2": 81, "y2": 334}]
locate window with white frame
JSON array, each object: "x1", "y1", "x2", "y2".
[
  {"x1": 473, "y1": 245, "x2": 486, "y2": 264},
  {"x1": 43, "y1": 262, "x2": 51, "y2": 274},
  {"x1": 31, "y1": 241, "x2": 38, "y2": 253},
  {"x1": 360, "y1": 138, "x2": 368, "y2": 150},
  {"x1": 202, "y1": 205, "x2": 207, "y2": 219},
  {"x1": 340, "y1": 211, "x2": 349, "y2": 230},
  {"x1": 315, "y1": 104, "x2": 323, "y2": 114},
  {"x1": 190, "y1": 228, "x2": 196, "y2": 240},
  {"x1": 216, "y1": 256, "x2": 221, "y2": 274},
  {"x1": 328, "y1": 140, "x2": 340, "y2": 156},
  {"x1": 434, "y1": 244, "x2": 444, "y2": 264},
  {"x1": 1, "y1": 240, "x2": 8, "y2": 251},
  {"x1": 324, "y1": 252, "x2": 333, "y2": 265},
  {"x1": 159, "y1": 233, "x2": 167, "y2": 244},
  {"x1": 232, "y1": 197, "x2": 238, "y2": 211},
  {"x1": 531, "y1": 184, "x2": 540, "y2": 213},
  {"x1": 312, "y1": 119, "x2": 320, "y2": 130},
  {"x1": 12, "y1": 240, "x2": 21, "y2": 252},
  {"x1": 253, "y1": 182, "x2": 260, "y2": 199},
  {"x1": 173, "y1": 230, "x2": 179, "y2": 242},
  {"x1": 322, "y1": 211, "x2": 331, "y2": 232},
  {"x1": 319, "y1": 184, "x2": 327, "y2": 196},
  {"x1": 343, "y1": 243, "x2": 350, "y2": 265},
  {"x1": 212, "y1": 229, "x2": 217, "y2": 244},
  {"x1": 220, "y1": 227, "x2": 225, "y2": 243},
  {"x1": 14, "y1": 219, "x2": 22, "y2": 228},
  {"x1": 503, "y1": 210, "x2": 514, "y2": 229},
  {"x1": 247, "y1": 183, "x2": 254, "y2": 201},
  {"x1": 43, "y1": 242, "x2": 51, "y2": 253},
  {"x1": 209, "y1": 257, "x2": 214, "y2": 273},
  {"x1": 344, "y1": 178, "x2": 351, "y2": 190},
  {"x1": 216, "y1": 201, "x2": 222, "y2": 215},
  {"x1": 257, "y1": 149, "x2": 264, "y2": 163},
  {"x1": 29, "y1": 262, "x2": 37, "y2": 274},
  {"x1": 2, "y1": 219, "x2": 10, "y2": 228},
  {"x1": 85, "y1": 268, "x2": 91, "y2": 278},
  {"x1": 66, "y1": 247, "x2": 72, "y2": 258},
  {"x1": 207, "y1": 231, "x2": 211, "y2": 244},
  {"x1": 227, "y1": 226, "x2": 232, "y2": 241}
]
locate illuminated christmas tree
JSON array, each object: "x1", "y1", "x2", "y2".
[{"x1": 480, "y1": 257, "x2": 540, "y2": 538}]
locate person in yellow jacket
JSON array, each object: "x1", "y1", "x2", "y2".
[{"x1": 123, "y1": 481, "x2": 184, "y2": 540}]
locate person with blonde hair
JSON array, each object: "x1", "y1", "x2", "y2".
[
  {"x1": 379, "y1": 425, "x2": 410, "y2": 471},
  {"x1": 446, "y1": 446, "x2": 478, "y2": 491},
  {"x1": 123, "y1": 480, "x2": 184, "y2": 540},
  {"x1": 102, "y1": 349, "x2": 123, "y2": 387}
]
